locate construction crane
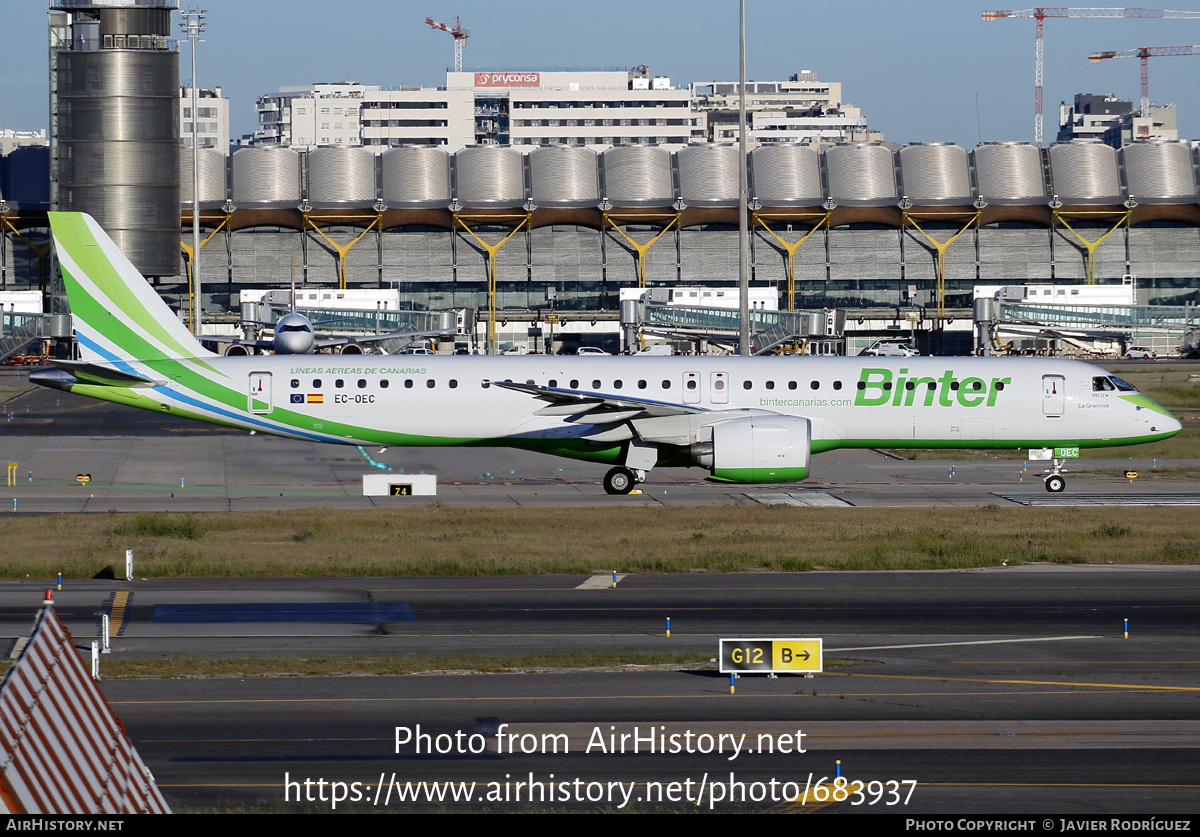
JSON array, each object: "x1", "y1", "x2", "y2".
[
  {"x1": 425, "y1": 15, "x2": 468, "y2": 73},
  {"x1": 1089, "y1": 44, "x2": 1198, "y2": 118},
  {"x1": 982, "y1": 7, "x2": 1200, "y2": 147}
]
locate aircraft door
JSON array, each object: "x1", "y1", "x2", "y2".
[
  {"x1": 683, "y1": 371, "x2": 701, "y2": 404},
  {"x1": 710, "y1": 372, "x2": 729, "y2": 404},
  {"x1": 249, "y1": 372, "x2": 273, "y2": 414},
  {"x1": 1042, "y1": 374, "x2": 1065, "y2": 416}
]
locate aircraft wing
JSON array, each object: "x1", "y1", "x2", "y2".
[
  {"x1": 492, "y1": 380, "x2": 706, "y2": 421},
  {"x1": 493, "y1": 380, "x2": 790, "y2": 447},
  {"x1": 203, "y1": 335, "x2": 274, "y2": 348},
  {"x1": 312, "y1": 326, "x2": 457, "y2": 351}
]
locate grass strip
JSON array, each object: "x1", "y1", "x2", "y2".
[
  {"x1": 68, "y1": 652, "x2": 719, "y2": 679},
  {"x1": 7, "y1": 505, "x2": 1200, "y2": 579}
]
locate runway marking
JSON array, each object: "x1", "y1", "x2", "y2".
[
  {"x1": 995, "y1": 491, "x2": 1200, "y2": 506},
  {"x1": 109, "y1": 687, "x2": 1174, "y2": 707},
  {"x1": 361, "y1": 583, "x2": 1200, "y2": 593},
  {"x1": 954, "y1": 660, "x2": 1200, "y2": 665},
  {"x1": 752, "y1": 492, "x2": 851, "y2": 508},
  {"x1": 834, "y1": 636, "x2": 1098, "y2": 651},
  {"x1": 109, "y1": 591, "x2": 130, "y2": 636},
  {"x1": 824, "y1": 670, "x2": 1200, "y2": 691},
  {"x1": 151, "y1": 602, "x2": 416, "y2": 623},
  {"x1": 576, "y1": 575, "x2": 626, "y2": 589},
  {"x1": 921, "y1": 782, "x2": 1200, "y2": 789},
  {"x1": 135, "y1": 723, "x2": 1200, "y2": 747}
]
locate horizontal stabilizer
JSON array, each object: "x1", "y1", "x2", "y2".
[{"x1": 32, "y1": 361, "x2": 158, "y2": 388}]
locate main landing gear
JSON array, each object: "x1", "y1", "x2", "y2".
[{"x1": 603, "y1": 466, "x2": 646, "y2": 495}]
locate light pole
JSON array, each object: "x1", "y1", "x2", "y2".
[
  {"x1": 180, "y1": 8, "x2": 206, "y2": 335},
  {"x1": 737, "y1": 0, "x2": 749, "y2": 356}
]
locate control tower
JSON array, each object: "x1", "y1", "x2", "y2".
[{"x1": 50, "y1": 0, "x2": 180, "y2": 277}]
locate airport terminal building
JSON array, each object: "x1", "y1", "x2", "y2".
[{"x1": 2, "y1": 53, "x2": 1199, "y2": 353}]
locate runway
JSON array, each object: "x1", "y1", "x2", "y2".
[
  {"x1": 1, "y1": 377, "x2": 1196, "y2": 511},
  {"x1": 11, "y1": 566, "x2": 1195, "y2": 813}
]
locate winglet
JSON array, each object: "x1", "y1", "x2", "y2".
[{"x1": 48, "y1": 212, "x2": 213, "y2": 362}]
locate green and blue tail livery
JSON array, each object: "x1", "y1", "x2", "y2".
[{"x1": 49, "y1": 212, "x2": 213, "y2": 363}]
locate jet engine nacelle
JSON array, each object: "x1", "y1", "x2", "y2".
[
  {"x1": 690, "y1": 415, "x2": 811, "y2": 483},
  {"x1": 338, "y1": 343, "x2": 364, "y2": 355},
  {"x1": 224, "y1": 343, "x2": 251, "y2": 357}
]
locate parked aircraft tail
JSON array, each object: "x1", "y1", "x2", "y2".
[{"x1": 48, "y1": 212, "x2": 213, "y2": 363}]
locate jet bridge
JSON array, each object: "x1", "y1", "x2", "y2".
[
  {"x1": 627, "y1": 301, "x2": 845, "y2": 355},
  {"x1": 0, "y1": 311, "x2": 66, "y2": 363},
  {"x1": 975, "y1": 297, "x2": 1199, "y2": 356}
]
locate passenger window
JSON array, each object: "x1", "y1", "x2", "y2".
[
  {"x1": 613, "y1": 380, "x2": 623, "y2": 390},
  {"x1": 766, "y1": 381, "x2": 775, "y2": 390},
  {"x1": 449, "y1": 380, "x2": 458, "y2": 389},
  {"x1": 290, "y1": 379, "x2": 299, "y2": 389},
  {"x1": 405, "y1": 379, "x2": 414, "y2": 389},
  {"x1": 687, "y1": 380, "x2": 697, "y2": 390},
  {"x1": 811, "y1": 381, "x2": 820, "y2": 390},
  {"x1": 661, "y1": 380, "x2": 670, "y2": 389},
  {"x1": 357, "y1": 379, "x2": 366, "y2": 389},
  {"x1": 313, "y1": 379, "x2": 322, "y2": 388},
  {"x1": 570, "y1": 379, "x2": 579, "y2": 389},
  {"x1": 335, "y1": 379, "x2": 344, "y2": 389},
  {"x1": 833, "y1": 381, "x2": 842, "y2": 391},
  {"x1": 380, "y1": 379, "x2": 389, "y2": 389},
  {"x1": 427, "y1": 380, "x2": 436, "y2": 388},
  {"x1": 743, "y1": 380, "x2": 752, "y2": 390},
  {"x1": 638, "y1": 380, "x2": 647, "y2": 390},
  {"x1": 592, "y1": 379, "x2": 601, "y2": 389},
  {"x1": 788, "y1": 381, "x2": 797, "y2": 390},
  {"x1": 548, "y1": 379, "x2": 558, "y2": 388}
]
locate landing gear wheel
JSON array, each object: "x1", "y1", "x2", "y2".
[
  {"x1": 1045, "y1": 475, "x2": 1065, "y2": 493},
  {"x1": 604, "y1": 467, "x2": 636, "y2": 495}
]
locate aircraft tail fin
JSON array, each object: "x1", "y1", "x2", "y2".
[{"x1": 48, "y1": 212, "x2": 214, "y2": 362}]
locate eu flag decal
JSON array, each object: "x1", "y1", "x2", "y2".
[{"x1": 290, "y1": 394, "x2": 304, "y2": 404}]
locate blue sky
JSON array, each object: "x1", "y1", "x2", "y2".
[{"x1": 4, "y1": 0, "x2": 1200, "y2": 147}]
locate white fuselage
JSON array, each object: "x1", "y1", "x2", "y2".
[{"x1": 204, "y1": 354, "x2": 1172, "y2": 451}]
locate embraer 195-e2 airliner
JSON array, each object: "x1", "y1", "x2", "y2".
[{"x1": 33, "y1": 213, "x2": 1181, "y2": 494}]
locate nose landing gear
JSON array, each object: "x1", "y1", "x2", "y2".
[{"x1": 1044, "y1": 458, "x2": 1067, "y2": 493}]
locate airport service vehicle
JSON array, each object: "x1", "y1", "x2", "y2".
[
  {"x1": 33, "y1": 213, "x2": 1181, "y2": 494},
  {"x1": 860, "y1": 339, "x2": 920, "y2": 357},
  {"x1": 1125, "y1": 346, "x2": 1156, "y2": 360}
]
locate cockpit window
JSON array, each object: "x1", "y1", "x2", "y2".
[
  {"x1": 1109, "y1": 376, "x2": 1136, "y2": 392},
  {"x1": 1092, "y1": 377, "x2": 1115, "y2": 392}
]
